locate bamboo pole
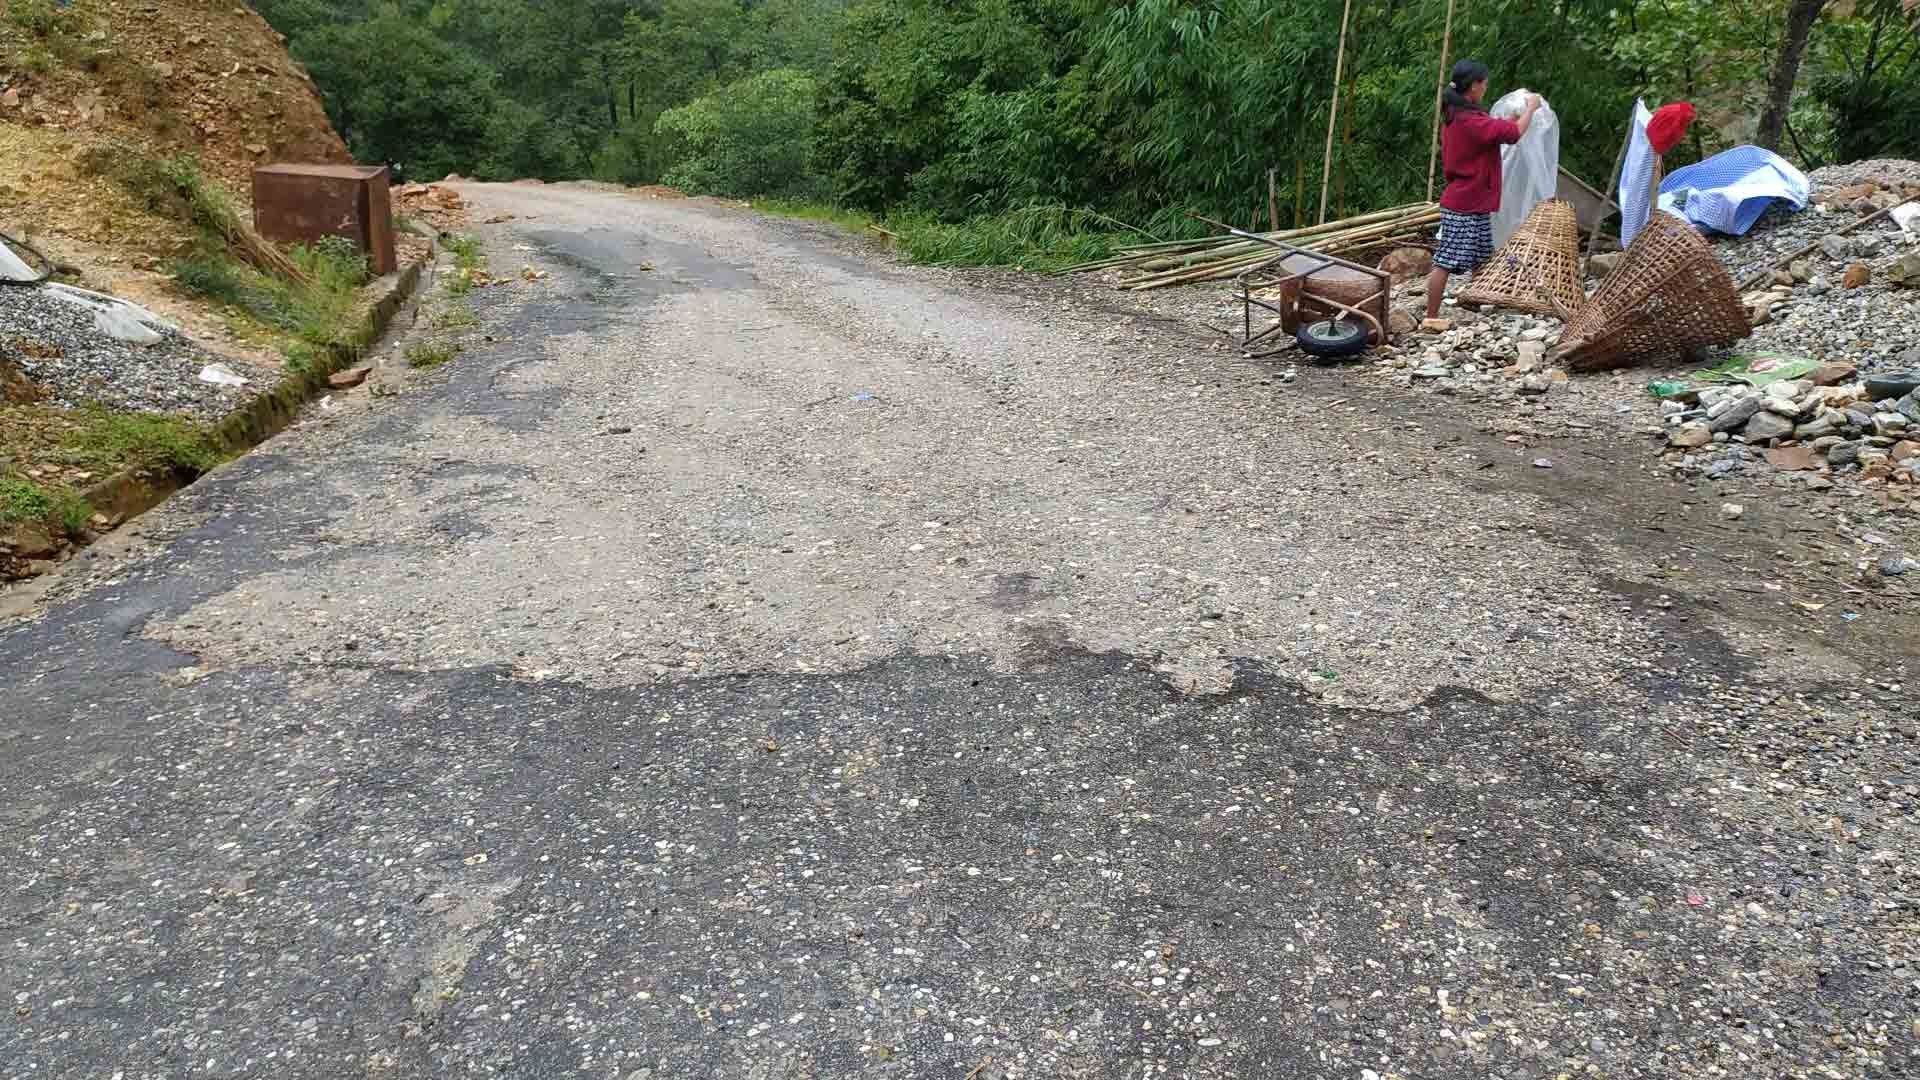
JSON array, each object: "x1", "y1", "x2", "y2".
[
  {"x1": 1054, "y1": 204, "x2": 1441, "y2": 277},
  {"x1": 1269, "y1": 167, "x2": 1279, "y2": 232},
  {"x1": 1425, "y1": 0, "x2": 1459, "y2": 202},
  {"x1": 1339, "y1": 65, "x2": 1354, "y2": 219},
  {"x1": 1318, "y1": 0, "x2": 1354, "y2": 225},
  {"x1": 1584, "y1": 107, "x2": 1639, "y2": 271}
]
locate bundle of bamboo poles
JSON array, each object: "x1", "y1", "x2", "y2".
[{"x1": 1058, "y1": 202, "x2": 1439, "y2": 291}]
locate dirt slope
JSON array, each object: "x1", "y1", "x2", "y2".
[{"x1": 0, "y1": 0, "x2": 350, "y2": 253}]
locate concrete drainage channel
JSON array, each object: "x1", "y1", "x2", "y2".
[{"x1": 1, "y1": 254, "x2": 428, "y2": 591}]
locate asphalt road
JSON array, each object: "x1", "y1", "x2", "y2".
[{"x1": 4, "y1": 184, "x2": 1916, "y2": 1079}]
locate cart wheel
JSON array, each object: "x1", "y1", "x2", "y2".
[{"x1": 1295, "y1": 318, "x2": 1369, "y2": 360}]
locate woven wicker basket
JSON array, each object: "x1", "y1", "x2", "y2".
[
  {"x1": 1458, "y1": 199, "x2": 1585, "y2": 316},
  {"x1": 1552, "y1": 212, "x2": 1750, "y2": 372}
]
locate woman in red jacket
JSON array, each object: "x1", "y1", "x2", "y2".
[{"x1": 1425, "y1": 60, "x2": 1542, "y2": 320}]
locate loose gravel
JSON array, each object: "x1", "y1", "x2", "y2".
[{"x1": 0, "y1": 281, "x2": 269, "y2": 419}]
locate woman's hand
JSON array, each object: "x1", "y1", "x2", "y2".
[{"x1": 1513, "y1": 94, "x2": 1543, "y2": 138}]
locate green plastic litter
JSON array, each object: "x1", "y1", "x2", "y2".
[
  {"x1": 1688, "y1": 353, "x2": 1819, "y2": 388},
  {"x1": 1648, "y1": 353, "x2": 1819, "y2": 400}
]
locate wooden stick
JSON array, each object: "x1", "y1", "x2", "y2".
[
  {"x1": 1319, "y1": 0, "x2": 1354, "y2": 225},
  {"x1": 1585, "y1": 105, "x2": 1638, "y2": 272},
  {"x1": 1733, "y1": 197, "x2": 1917, "y2": 292},
  {"x1": 1425, "y1": 0, "x2": 1458, "y2": 202}
]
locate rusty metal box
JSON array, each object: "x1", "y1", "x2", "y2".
[{"x1": 251, "y1": 164, "x2": 396, "y2": 276}]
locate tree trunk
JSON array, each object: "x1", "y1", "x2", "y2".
[{"x1": 1755, "y1": 0, "x2": 1828, "y2": 152}]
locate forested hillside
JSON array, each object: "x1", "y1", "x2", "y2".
[{"x1": 258, "y1": 0, "x2": 1920, "y2": 235}]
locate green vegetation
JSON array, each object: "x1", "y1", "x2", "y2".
[
  {"x1": 442, "y1": 233, "x2": 485, "y2": 296},
  {"x1": 0, "y1": 406, "x2": 222, "y2": 542},
  {"x1": 171, "y1": 237, "x2": 369, "y2": 348},
  {"x1": 0, "y1": 472, "x2": 89, "y2": 537},
  {"x1": 48, "y1": 407, "x2": 224, "y2": 476},
  {"x1": 885, "y1": 207, "x2": 1130, "y2": 271},
  {"x1": 445, "y1": 234, "x2": 483, "y2": 271},
  {"x1": 241, "y1": 2, "x2": 1920, "y2": 266},
  {"x1": 657, "y1": 68, "x2": 823, "y2": 200},
  {"x1": 752, "y1": 200, "x2": 877, "y2": 232},
  {"x1": 1, "y1": 0, "x2": 104, "y2": 73},
  {"x1": 0, "y1": 474, "x2": 55, "y2": 526},
  {"x1": 0, "y1": 405, "x2": 223, "y2": 539},
  {"x1": 430, "y1": 303, "x2": 479, "y2": 331},
  {"x1": 82, "y1": 150, "x2": 374, "y2": 348},
  {"x1": 405, "y1": 340, "x2": 462, "y2": 369}
]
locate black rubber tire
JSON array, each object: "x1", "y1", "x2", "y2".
[{"x1": 1295, "y1": 317, "x2": 1369, "y2": 359}]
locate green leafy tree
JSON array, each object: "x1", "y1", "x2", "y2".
[
  {"x1": 656, "y1": 68, "x2": 824, "y2": 198},
  {"x1": 293, "y1": 11, "x2": 500, "y2": 180}
]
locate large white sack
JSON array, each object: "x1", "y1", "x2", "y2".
[{"x1": 1489, "y1": 88, "x2": 1560, "y2": 247}]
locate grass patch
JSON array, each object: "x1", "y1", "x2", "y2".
[
  {"x1": 405, "y1": 340, "x2": 461, "y2": 369},
  {"x1": 3, "y1": 0, "x2": 100, "y2": 71},
  {"x1": 443, "y1": 234, "x2": 484, "y2": 296},
  {"x1": 751, "y1": 200, "x2": 1130, "y2": 271},
  {"x1": 47, "y1": 407, "x2": 223, "y2": 475},
  {"x1": 0, "y1": 473, "x2": 92, "y2": 538},
  {"x1": 171, "y1": 236, "x2": 369, "y2": 348},
  {"x1": 0, "y1": 403, "x2": 221, "y2": 541},
  {"x1": 753, "y1": 199, "x2": 877, "y2": 232},
  {"x1": 884, "y1": 206, "x2": 1129, "y2": 271},
  {"x1": 430, "y1": 303, "x2": 478, "y2": 331},
  {"x1": 0, "y1": 474, "x2": 53, "y2": 525},
  {"x1": 445, "y1": 234, "x2": 483, "y2": 271}
]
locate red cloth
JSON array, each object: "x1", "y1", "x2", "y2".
[
  {"x1": 1439, "y1": 111, "x2": 1523, "y2": 214},
  {"x1": 1647, "y1": 103, "x2": 1696, "y2": 155}
]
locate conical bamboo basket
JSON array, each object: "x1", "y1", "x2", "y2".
[
  {"x1": 1458, "y1": 199, "x2": 1586, "y2": 316},
  {"x1": 1552, "y1": 212, "x2": 1750, "y2": 372}
]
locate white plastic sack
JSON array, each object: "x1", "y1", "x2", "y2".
[
  {"x1": 1489, "y1": 88, "x2": 1560, "y2": 247},
  {"x1": 43, "y1": 282, "x2": 178, "y2": 345},
  {"x1": 198, "y1": 363, "x2": 249, "y2": 387},
  {"x1": 0, "y1": 240, "x2": 38, "y2": 282},
  {"x1": 1888, "y1": 201, "x2": 1919, "y2": 240}
]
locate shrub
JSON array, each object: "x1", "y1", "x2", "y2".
[
  {"x1": 657, "y1": 68, "x2": 823, "y2": 200},
  {"x1": 0, "y1": 474, "x2": 53, "y2": 525}
]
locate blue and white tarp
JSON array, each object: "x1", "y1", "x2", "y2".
[{"x1": 1657, "y1": 145, "x2": 1809, "y2": 237}]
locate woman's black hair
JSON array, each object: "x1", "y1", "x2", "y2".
[{"x1": 1442, "y1": 59, "x2": 1491, "y2": 124}]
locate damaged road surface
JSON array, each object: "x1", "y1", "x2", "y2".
[{"x1": 4, "y1": 183, "x2": 1916, "y2": 1079}]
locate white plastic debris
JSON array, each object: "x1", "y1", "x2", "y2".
[
  {"x1": 198, "y1": 363, "x2": 249, "y2": 387},
  {"x1": 43, "y1": 282, "x2": 179, "y2": 345},
  {"x1": 1892, "y1": 202, "x2": 1920, "y2": 240},
  {"x1": 0, "y1": 240, "x2": 39, "y2": 282}
]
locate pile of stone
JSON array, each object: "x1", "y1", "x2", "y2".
[
  {"x1": 1376, "y1": 312, "x2": 1563, "y2": 399},
  {"x1": 1661, "y1": 365, "x2": 1920, "y2": 488}
]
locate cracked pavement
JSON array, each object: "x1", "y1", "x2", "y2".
[{"x1": 4, "y1": 183, "x2": 1918, "y2": 1079}]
